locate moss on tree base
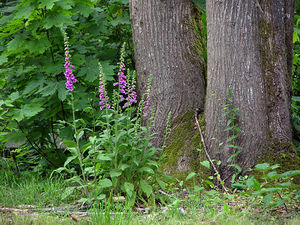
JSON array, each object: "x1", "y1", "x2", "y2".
[{"x1": 160, "y1": 111, "x2": 210, "y2": 185}]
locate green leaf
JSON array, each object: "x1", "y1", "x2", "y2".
[
  {"x1": 97, "y1": 154, "x2": 112, "y2": 161},
  {"x1": 280, "y1": 170, "x2": 300, "y2": 178},
  {"x1": 271, "y1": 199, "x2": 286, "y2": 207},
  {"x1": 101, "y1": 60, "x2": 117, "y2": 81},
  {"x1": 186, "y1": 172, "x2": 196, "y2": 181},
  {"x1": 140, "y1": 180, "x2": 153, "y2": 198},
  {"x1": 263, "y1": 193, "x2": 273, "y2": 204},
  {"x1": 9, "y1": 92, "x2": 19, "y2": 101},
  {"x1": 63, "y1": 140, "x2": 77, "y2": 148},
  {"x1": 156, "y1": 178, "x2": 166, "y2": 189},
  {"x1": 41, "y1": 81, "x2": 58, "y2": 97},
  {"x1": 99, "y1": 178, "x2": 112, "y2": 188},
  {"x1": 0, "y1": 54, "x2": 8, "y2": 65},
  {"x1": 43, "y1": 13, "x2": 75, "y2": 29},
  {"x1": 110, "y1": 169, "x2": 122, "y2": 178},
  {"x1": 76, "y1": 3, "x2": 94, "y2": 17},
  {"x1": 97, "y1": 194, "x2": 106, "y2": 200},
  {"x1": 255, "y1": 163, "x2": 271, "y2": 171},
  {"x1": 200, "y1": 160, "x2": 210, "y2": 168},
  {"x1": 23, "y1": 79, "x2": 44, "y2": 95},
  {"x1": 246, "y1": 176, "x2": 261, "y2": 190},
  {"x1": 14, "y1": 4, "x2": 34, "y2": 19},
  {"x1": 231, "y1": 183, "x2": 246, "y2": 189},
  {"x1": 79, "y1": 56, "x2": 99, "y2": 82},
  {"x1": 124, "y1": 182, "x2": 134, "y2": 197},
  {"x1": 38, "y1": 0, "x2": 60, "y2": 10},
  {"x1": 12, "y1": 103, "x2": 44, "y2": 121},
  {"x1": 138, "y1": 167, "x2": 154, "y2": 174},
  {"x1": 55, "y1": 1, "x2": 74, "y2": 10},
  {"x1": 26, "y1": 37, "x2": 51, "y2": 54},
  {"x1": 58, "y1": 81, "x2": 68, "y2": 101},
  {"x1": 64, "y1": 155, "x2": 77, "y2": 167}
]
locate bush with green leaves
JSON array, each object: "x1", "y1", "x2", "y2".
[{"x1": 0, "y1": 0, "x2": 133, "y2": 171}]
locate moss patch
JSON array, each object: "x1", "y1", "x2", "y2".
[
  {"x1": 255, "y1": 141, "x2": 300, "y2": 184},
  {"x1": 161, "y1": 111, "x2": 210, "y2": 186}
]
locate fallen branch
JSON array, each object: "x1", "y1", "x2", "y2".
[{"x1": 194, "y1": 110, "x2": 229, "y2": 194}]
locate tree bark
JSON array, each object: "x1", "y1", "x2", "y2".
[
  {"x1": 205, "y1": 0, "x2": 294, "y2": 184},
  {"x1": 129, "y1": 0, "x2": 205, "y2": 147}
]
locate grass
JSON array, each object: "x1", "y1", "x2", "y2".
[
  {"x1": 0, "y1": 169, "x2": 299, "y2": 225},
  {"x1": 0, "y1": 169, "x2": 76, "y2": 207}
]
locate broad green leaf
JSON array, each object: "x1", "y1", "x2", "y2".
[
  {"x1": 23, "y1": 79, "x2": 44, "y2": 95},
  {"x1": 64, "y1": 155, "x2": 77, "y2": 167},
  {"x1": 7, "y1": 35, "x2": 26, "y2": 52},
  {"x1": 263, "y1": 193, "x2": 273, "y2": 204},
  {"x1": 0, "y1": 54, "x2": 8, "y2": 65},
  {"x1": 101, "y1": 60, "x2": 117, "y2": 81},
  {"x1": 99, "y1": 178, "x2": 112, "y2": 188},
  {"x1": 110, "y1": 13, "x2": 131, "y2": 26},
  {"x1": 280, "y1": 170, "x2": 300, "y2": 178},
  {"x1": 9, "y1": 92, "x2": 19, "y2": 101},
  {"x1": 56, "y1": 1, "x2": 74, "y2": 10},
  {"x1": 200, "y1": 160, "x2": 210, "y2": 168},
  {"x1": 186, "y1": 172, "x2": 196, "y2": 181},
  {"x1": 271, "y1": 199, "x2": 286, "y2": 207},
  {"x1": 43, "y1": 13, "x2": 75, "y2": 29},
  {"x1": 26, "y1": 37, "x2": 51, "y2": 54},
  {"x1": 138, "y1": 167, "x2": 154, "y2": 174},
  {"x1": 110, "y1": 169, "x2": 122, "y2": 178},
  {"x1": 38, "y1": 0, "x2": 60, "y2": 10},
  {"x1": 97, "y1": 194, "x2": 106, "y2": 200},
  {"x1": 12, "y1": 103, "x2": 44, "y2": 121},
  {"x1": 97, "y1": 154, "x2": 112, "y2": 161},
  {"x1": 14, "y1": 4, "x2": 34, "y2": 19},
  {"x1": 231, "y1": 183, "x2": 246, "y2": 189},
  {"x1": 63, "y1": 140, "x2": 77, "y2": 148},
  {"x1": 76, "y1": 3, "x2": 94, "y2": 17},
  {"x1": 266, "y1": 171, "x2": 280, "y2": 179},
  {"x1": 140, "y1": 180, "x2": 152, "y2": 198},
  {"x1": 255, "y1": 163, "x2": 271, "y2": 171},
  {"x1": 78, "y1": 56, "x2": 98, "y2": 82},
  {"x1": 58, "y1": 81, "x2": 68, "y2": 101},
  {"x1": 246, "y1": 176, "x2": 261, "y2": 190},
  {"x1": 156, "y1": 178, "x2": 166, "y2": 189},
  {"x1": 40, "y1": 81, "x2": 58, "y2": 97},
  {"x1": 124, "y1": 182, "x2": 134, "y2": 197}
]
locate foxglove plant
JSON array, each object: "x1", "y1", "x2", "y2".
[
  {"x1": 62, "y1": 30, "x2": 77, "y2": 92},
  {"x1": 123, "y1": 70, "x2": 137, "y2": 109},
  {"x1": 98, "y1": 63, "x2": 110, "y2": 110}
]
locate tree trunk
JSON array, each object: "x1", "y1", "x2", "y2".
[
  {"x1": 205, "y1": 0, "x2": 295, "y2": 184},
  {"x1": 129, "y1": 0, "x2": 205, "y2": 147}
]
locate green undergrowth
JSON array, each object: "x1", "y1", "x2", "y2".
[
  {"x1": 256, "y1": 141, "x2": 300, "y2": 184},
  {"x1": 0, "y1": 169, "x2": 299, "y2": 225}
]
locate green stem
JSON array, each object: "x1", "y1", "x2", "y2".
[{"x1": 71, "y1": 93, "x2": 87, "y2": 194}]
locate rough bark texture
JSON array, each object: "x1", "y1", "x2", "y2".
[
  {"x1": 129, "y1": 0, "x2": 205, "y2": 147},
  {"x1": 205, "y1": 0, "x2": 295, "y2": 184}
]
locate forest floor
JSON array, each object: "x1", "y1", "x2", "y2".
[{"x1": 0, "y1": 170, "x2": 299, "y2": 225}]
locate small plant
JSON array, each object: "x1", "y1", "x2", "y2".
[
  {"x1": 221, "y1": 88, "x2": 243, "y2": 183},
  {"x1": 232, "y1": 163, "x2": 300, "y2": 211}
]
